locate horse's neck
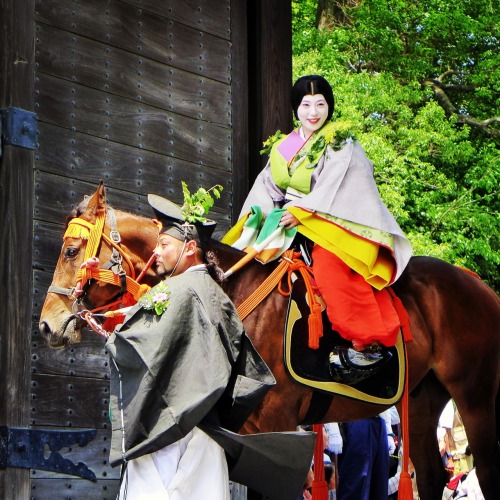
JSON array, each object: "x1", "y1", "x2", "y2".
[
  {"x1": 114, "y1": 211, "x2": 158, "y2": 281},
  {"x1": 211, "y1": 241, "x2": 278, "y2": 308}
]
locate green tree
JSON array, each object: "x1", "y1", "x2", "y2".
[{"x1": 292, "y1": 0, "x2": 500, "y2": 291}]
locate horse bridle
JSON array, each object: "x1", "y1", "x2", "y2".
[{"x1": 47, "y1": 207, "x2": 154, "y2": 337}]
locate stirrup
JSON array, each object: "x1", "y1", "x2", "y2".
[{"x1": 329, "y1": 346, "x2": 392, "y2": 384}]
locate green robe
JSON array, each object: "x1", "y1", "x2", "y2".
[{"x1": 106, "y1": 268, "x2": 315, "y2": 499}]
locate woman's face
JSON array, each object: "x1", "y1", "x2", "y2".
[{"x1": 297, "y1": 93, "x2": 329, "y2": 139}]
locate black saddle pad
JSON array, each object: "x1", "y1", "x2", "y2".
[{"x1": 283, "y1": 275, "x2": 406, "y2": 405}]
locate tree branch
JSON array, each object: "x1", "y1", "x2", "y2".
[
  {"x1": 423, "y1": 80, "x2": 457, "y2": 115},
  {"x1": 316, "y1": 0, "x2": 362, "y2": 29},
  {"x1": 457, "y1": 115, "x2": 500, "y2": 137},
  {"x1": 427, "y1": 78, "x2": 475, "y2": 93},
  {"x1": 423, "y1": 80, "x2": 500, "y2": 138},
  {"x1": 438, "y1": 69, "x2": 457, "y2": 81},
  {"x1": 480, "y1": 117, "x2": 500, "y2": 127}
]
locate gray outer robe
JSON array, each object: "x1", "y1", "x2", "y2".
[
  {"x1": 240, "y1": 140, "x2": 413, "y2": 281},
  {"x1": 106, "y1": 269, "x2": 316, "y2": 500}
]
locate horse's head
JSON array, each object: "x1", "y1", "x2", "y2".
[{"x1": 39, "y1": 182, "x2": 159, "y2": 347}]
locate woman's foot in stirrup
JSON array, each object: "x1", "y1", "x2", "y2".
[
  {"x1": 348, "y1": 341, "x2": 390, "y2": 368},
  {"x1": 329, "y1": 341, "x2": 392, "y2": 384}
]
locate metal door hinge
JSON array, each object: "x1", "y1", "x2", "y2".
[
  {"x1": 0, "y1": 107, "x2": 39, "y2": 153},
  {"x1": 0, "y1": 426, "x2": 97, "y2": 481}
]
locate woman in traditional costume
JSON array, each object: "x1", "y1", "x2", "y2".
[{"x1": 223, "y1": 75, "x2": 412, "y2": 382}]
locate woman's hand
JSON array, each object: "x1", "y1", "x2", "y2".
[{"x1": 280, "y1": 210, "x2": 300, "y2": 229}]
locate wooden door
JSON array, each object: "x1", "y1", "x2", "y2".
[
  {"x1": 30, "y1": 0, "x2": 244, "y2": 496},
  {"x1": 0, "y1": 0, "x2": 292, "y2": 497},
  {"x1": 0, "y1": 1, "x2": 36, "y2": 498}
]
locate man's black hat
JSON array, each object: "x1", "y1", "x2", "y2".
[{"x1": 148, "y1": 194, "x2": 216, "y2": 246}]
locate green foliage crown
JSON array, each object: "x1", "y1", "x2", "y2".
[{"x1": 181, "y1": 181, "x2": 223, "y2": 224}]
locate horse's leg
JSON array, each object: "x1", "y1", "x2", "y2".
[
  {"x1": 433, "y1": 328, "x2": 500, "y2": 498},
  {"x1": 408, "y1": 372, "x2": 451, "y2": 500},
  {"x1": 427, "y1": 283, "x2": 500, "y2": 498},
  {"x1": 394, "y1": 281, "x2": 450, "y2": 499},
  {"x1": 452, "y1": 388, "x2": 500, "y2": 499}
]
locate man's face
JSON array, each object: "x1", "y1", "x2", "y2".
[{"x1": 154, "y1": 233, "x2": 185, "y2": 276}]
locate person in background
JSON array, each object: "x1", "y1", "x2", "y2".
[
  {"x1": 387, "y1": 406, "x2": 401, "y2": 498},
  {"x1": 324, "y1": 422, "x2": 343, "y2": 458},
  {"x1": 322, "y1": 425, "x2": 338, "y2": 499},
  {"x1": 324, "y1": 462, "x2": 337, "y2": 500},
  {"x1": 336, "y1": 411, "x2": 394, "y2": 500},
  {"x1": 443, "y1": 468, "x2": 485, "y2": 500},
  {"x1": 324, "y1": 423, "x2": 342, "y2": 499},
  {"x1": 301, "y1": 467, "x2": 314, "y2": 500},
  {"x1": 298, "y1": 424, "x2": 338, "y2": 499},
  {"x1": 439, "y1": 400, "x2": 474, "y2": 481}
]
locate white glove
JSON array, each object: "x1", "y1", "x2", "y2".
[
  {"x1": 387, "y1": 435, "x2": 396, "y2": 455},
  {"x1": 324, "y1": 423, "x2": 343, "y2": 455}
]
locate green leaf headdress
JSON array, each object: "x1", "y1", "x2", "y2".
[{"x1": 148, "y1": 182, "x2": 223, "y2": 247}]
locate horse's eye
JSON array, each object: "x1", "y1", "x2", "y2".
[{"x1": 64, "y1": 247, "x2": 79, "y2": 259}]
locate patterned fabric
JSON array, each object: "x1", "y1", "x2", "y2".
[{"x1": 222, "y1": 206, "x2": 297, "y2": 263}]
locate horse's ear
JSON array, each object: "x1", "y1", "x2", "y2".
[{"x1": 81, "y1": 181, "x2": 106, "y2": 222}]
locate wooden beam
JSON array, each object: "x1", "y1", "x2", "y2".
[
  {"x1": 230, "y1": 0, "x2": 249, "y2": 221},
  {"x1": 0, "y1": 0, "x2": 35, "y2": 497},
  {"x1": 247, "y1": 0, "x2": 293, "y2": 189}
]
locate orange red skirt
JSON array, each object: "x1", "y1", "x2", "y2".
[{"x1": 312, "y1": 245, "x2": 400, "y2": 347}]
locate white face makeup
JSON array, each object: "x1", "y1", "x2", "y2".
[{"x1": 297, "y1": 93, "x2": 329, "y2": 139}]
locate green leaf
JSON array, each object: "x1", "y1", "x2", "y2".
[
  {"x1": 180, "y1": 182, "x2": 224, "y2": 224},
  {"x1": 260, "y1": 130, "x2": 284, "y2": 155}
]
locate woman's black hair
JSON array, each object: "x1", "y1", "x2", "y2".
[{"x1": 291, "y1": 75, "x2": 335, "y2": 121}]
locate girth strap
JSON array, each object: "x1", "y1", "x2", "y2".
[{"x1": 300, "y1": 391, "x2": 334, "y2": 426}]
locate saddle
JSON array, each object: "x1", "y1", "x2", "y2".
[{"x1": 283, "y1": 274, "x2": 407, "y2": 405}]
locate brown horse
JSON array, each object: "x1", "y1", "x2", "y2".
[{"x1": 39, "y1": 184, "x2": 500, "y2": 499}]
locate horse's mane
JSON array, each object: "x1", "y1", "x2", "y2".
[{"x1": 207, "y1": 238, "x2": 246, "y2": 258}]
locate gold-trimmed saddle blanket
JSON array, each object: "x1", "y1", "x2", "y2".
[{"x1": 284, "y1": 275, "x2": 406, "y2": 406}]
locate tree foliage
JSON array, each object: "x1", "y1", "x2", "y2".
[{"x1": 292, "y1": 0, "x2": 500, "y2": 291}]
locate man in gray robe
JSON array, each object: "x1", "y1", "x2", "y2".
[{"x1": 106, "y1": 193, "x2": 315, "y2": 499}]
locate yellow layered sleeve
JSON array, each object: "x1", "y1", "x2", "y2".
[{"x1": 287, "y1": 207, "x2": 395, "y2": 290}]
